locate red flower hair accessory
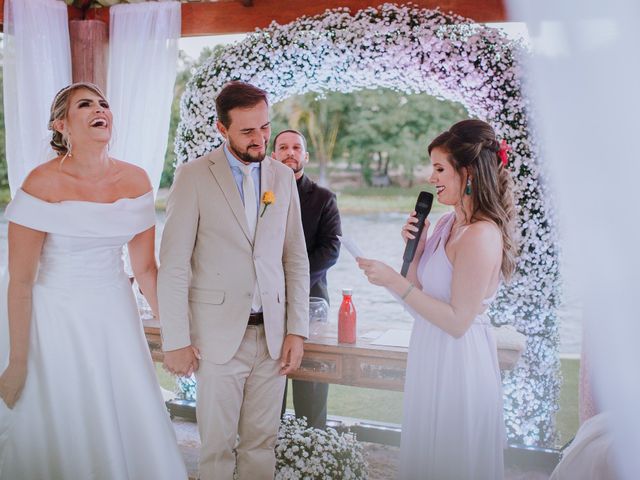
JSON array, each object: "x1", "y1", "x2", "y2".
[{"x1": 498, "y1": 139, "x2": 511, "y2": 167}]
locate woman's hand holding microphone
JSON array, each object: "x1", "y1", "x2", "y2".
[{"x1": 401, "y1": 210, "x2": 430, "y2": 258}]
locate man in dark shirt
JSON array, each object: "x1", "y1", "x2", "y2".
[{"x1": 273, "y1": 129, "x2": 342, "y2": 429}]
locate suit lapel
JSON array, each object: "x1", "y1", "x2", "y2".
[
  {"x1": 207, "y1": 148, "x2": 253, "y2": 244},
  {"x1": 254, "y1": 157, "x2": 275, "y2": 244}
]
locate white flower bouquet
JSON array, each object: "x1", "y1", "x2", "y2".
[{"x1": 275, "y1": 417, "x2": 368, "y2": 480}]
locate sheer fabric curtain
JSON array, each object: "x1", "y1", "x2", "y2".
[
  {"x1": 508, "y1": 1, "x2": 640, "y2": 478},
  {"x1": 2, "y1": 0, "x2": 72, "y2": 195},
  {"x1": 107, "y1": 1, "x2": 181, "y2": 193}
]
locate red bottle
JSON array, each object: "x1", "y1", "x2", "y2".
[{"x1": 338, "y1": 288, "x2": 357, "y2": 344}]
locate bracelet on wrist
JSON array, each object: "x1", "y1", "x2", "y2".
[{"x1": 400, "y1": 283, "x2": 415, "y2": 300}]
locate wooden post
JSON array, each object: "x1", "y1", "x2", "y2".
[{"x1": 69, "y1": 19, "x2": 108, "y2": 92}]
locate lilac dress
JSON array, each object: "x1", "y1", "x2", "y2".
[{"x1": 400, "y1": 212, "x2": 505, "y2": 479}]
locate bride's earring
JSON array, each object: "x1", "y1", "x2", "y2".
[
  {"x1": 465, "y1": 177, "x2": 472, "y2": 195},
  {"x1": 61, "y1": 133, "x2": 73, "y2": 165}
]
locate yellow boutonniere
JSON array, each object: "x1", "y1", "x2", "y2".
[{"x1": 260, "y1": 191, "x2": 275, "y2": 217}]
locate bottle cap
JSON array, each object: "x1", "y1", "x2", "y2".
[{"x1": 342, "y1": 288, "x2": 353, "y2": 295}]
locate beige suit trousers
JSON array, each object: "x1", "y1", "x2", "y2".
[{"x1": 195, "y1": 325, "x2": 286, "y2": 480}]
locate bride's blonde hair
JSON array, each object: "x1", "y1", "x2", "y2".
[{"x1": 48, "y1": 82, "x2": 107, "y2": 157}]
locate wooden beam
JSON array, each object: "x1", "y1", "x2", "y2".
[
  {"x1": 0, "y1": 2, "x2": 91, "y2": 30},
  {"x1": 69, "y1": 19, "x2": 109, "y2": 92},
  {"x1": 1, "y1": 1, "x2": 507, "y2": 34},
  {"x1": 181, "y1": 0, "x2": 507, "y2": 36}
]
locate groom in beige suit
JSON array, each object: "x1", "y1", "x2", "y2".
[{"x1": 158, "y1": 81, "x2": 309, "y2": 480}]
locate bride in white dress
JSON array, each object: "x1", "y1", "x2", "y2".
[
  {"x1": 358, "y1": 120, "x2": 517, "y2": 479},
  {"x1": 0, "y1": 83, "x2": 187, "y2": 479}
]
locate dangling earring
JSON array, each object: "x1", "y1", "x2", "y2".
[
  {"x1": 465, "y1": 177, "x2": 472, "y2": 195},
  {"x1": 61, "y1": 133, "x2": 73, "y2": 165}
]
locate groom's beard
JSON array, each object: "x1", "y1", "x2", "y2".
[{"x1": 229, "y1": 138, "x2": 267, "y2": 164}]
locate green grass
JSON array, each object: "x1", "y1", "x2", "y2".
[
  {"x1": 557, "y1": 358, "x2": 579, "y2": 446},
  {"x1": 156, "y1": 357, "x2": 579, "y2": 447},
  {"x1": 336, "y1": 185, "x2": 447, "y2": 214}
]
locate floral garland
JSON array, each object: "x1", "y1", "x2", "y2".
[{"x1": 176, "y1": 4, "x2": 561, "y2": 447}]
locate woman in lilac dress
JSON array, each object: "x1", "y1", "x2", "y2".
[{"x1": 358, "y1": 119, "x2": 517, "y2": 479}]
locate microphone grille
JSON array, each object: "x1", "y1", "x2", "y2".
[{"x1": 416, "y1": 191, "x2": 434, "y2": 211}]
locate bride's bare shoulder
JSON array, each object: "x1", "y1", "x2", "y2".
[
  {"x1": 112, "y1": 159, "x2": 152, "y2": 197},
  {"x1": 21, "y1": 159, "x2": 65, "y2": 201}
]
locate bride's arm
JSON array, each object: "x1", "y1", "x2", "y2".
[
  {"x1": 0, "y1": 223, "x2": 45, "y2": 408},
  {"x1": 128, "y1": 226, "x2": 159, "y2": 318},
  {"x1": 122, "y1": 164, "x2": 158, "y2": 317},
  {"x1": 359, "y1": 222, "x2": 501, "y2": 338}
]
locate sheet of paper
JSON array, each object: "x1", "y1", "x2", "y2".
[
  {"x1": 361, "y1": 330, "x2": 384, "y2": 340},
  {"x1": 337, "y1": 235, "x2": 366, "y2": 259},
  {"x1": 370, "y1": 329, "x2": 411, "y2": 348}
]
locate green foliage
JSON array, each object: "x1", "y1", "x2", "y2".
[
  {"x1": 272, "y1": 89, "x2": 467, "y2": 187},
  {"x1": 271, "y1": 92, "x2": 352, "y2": 186},
  {"x1": 338, "y1": 89, "x2": 467, "y2": 185},
  {"x1": 0, "y1": 188, "x2": 11, "y2": 206},
  {"x1": 161, "y1": 51, "x2": 191, "y2": 187}
]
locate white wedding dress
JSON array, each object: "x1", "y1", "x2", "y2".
[{"x1": 0, "y1": 189, "x2": 187, "y2": 480}]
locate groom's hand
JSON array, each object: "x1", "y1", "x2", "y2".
[
  {"x1": 279, "y1": 334, "x2": 305, "y2": 376},
  {"x1": 164, "y1": 345, "x2": 200, "y2": 377}
]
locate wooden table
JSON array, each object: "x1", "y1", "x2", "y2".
[{"x1": 144, "y1": 319, "x2": 521, "y2": 392}]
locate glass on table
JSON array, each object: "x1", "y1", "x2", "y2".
[{"x1": 309, "y1": 296, "x2": 329, "y2": 336}]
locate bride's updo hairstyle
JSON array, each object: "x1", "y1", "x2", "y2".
[
  {"x1": 48, "y1": 82, "x2": 107, "y2": 156},
  {"x1": 428, "y1": 119, "x2": 517, "y2": 281}
]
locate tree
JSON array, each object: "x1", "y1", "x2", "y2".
[
  {"x1": 338, "y1": 89, "x2": 467, "y2": 186},
  {"x1": 272, "y1": 92, "x2": 352, "y2": 187},
  {"x1": 272, "y1": 88, "x2": 467, "y2": 187}
]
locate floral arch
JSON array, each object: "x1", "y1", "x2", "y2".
[{"x1": 176, "y1": 4, "x2": 561, "y2": 446}]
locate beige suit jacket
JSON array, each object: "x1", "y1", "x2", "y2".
[{"x1": 158, "y1": 146, "x2": 310, "y2": 364}]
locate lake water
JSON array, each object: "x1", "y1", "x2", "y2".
[{"x1": 0, "y1": 208, "x2": 581, "y2": 354}]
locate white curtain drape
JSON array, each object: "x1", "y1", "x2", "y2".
[
  {"x1": 107, "y1": 1, "x2": 180, "y2": 193},
  {"x1": 2, "y1": 0, "x2": 72, "y2": 195},
  {"x1": 508, "y1": 1, "x2": 640, "y2": 478}
]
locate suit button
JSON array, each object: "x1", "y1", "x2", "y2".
[{"x1": 247, "y1": 293, "x2": 252, "y2": 298}]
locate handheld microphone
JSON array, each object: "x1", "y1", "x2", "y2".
[{"x1": 401, "y1": 191, "x2": 434, "y2": 277}]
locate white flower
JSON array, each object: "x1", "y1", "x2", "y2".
[{"x1": 274, "y1": 417, "x2": 367, "y2": 478}]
